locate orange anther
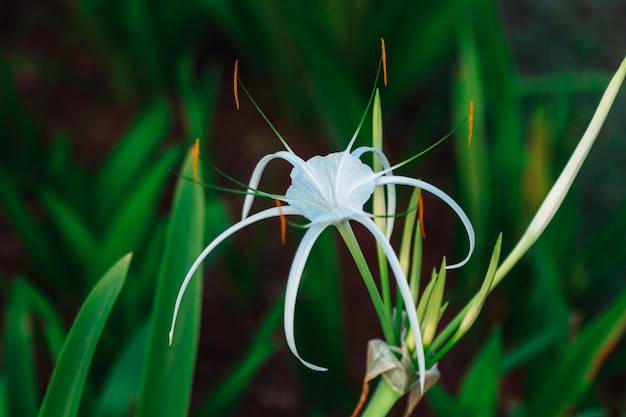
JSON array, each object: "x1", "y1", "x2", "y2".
[
  {"x1": 234, "y1": 59, "x2": 240, "y2": 110},
  {"x1": 193, "y1": 138, "x2": 200, "y2": 183},
  {"x1": 418, "y1": 188, "x2": 426, "y2": 238},
  {"x1": 381, "y1": 38, "x2": 388, "y2": 86},
  {"x1": 468, "y1": 100, "x2": 474, "y2": 147},
  {"x1": 275, "y1": 199, "x2": 286, "y2": 245}
]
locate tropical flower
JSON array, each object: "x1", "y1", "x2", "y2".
[{"x1": 168, "y1": 89, "x2": 475, "y2": 392}]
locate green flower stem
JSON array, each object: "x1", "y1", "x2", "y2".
[
  {"x1": 337, "y1": 222, "x2": 396, "y2": 346},
  {"x1": 372, "y1": 88, "x2": 394, "y2": 325},
  {"x1": 430, "y1": 56, "x2": 626, "y2": 360},
  {"x1": 376, "y1": 245, "x2": 393, "y2": 328},
  {"x1": 360, "y1": 378, "x2": 403, "y2": 417}
]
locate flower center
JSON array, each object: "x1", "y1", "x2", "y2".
[{"x1": 286, "y1": 152, "x2": 375, "y2": 223}]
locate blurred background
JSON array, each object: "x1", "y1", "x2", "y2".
[{"x1": 1, "y1": 0, "x2": 626, "y2": 416}]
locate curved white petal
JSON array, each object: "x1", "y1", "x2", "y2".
[
  {"x1": 169, "y1": 205, "x2": 301, "y2": 343},
  {"x1": 352, "y1": 146, "x2": 397, "y2": 239},
  {"x1": 375, "y1": 176, "x2": 475, "y2": 269},
  {"x1": 284, "y1": 222, "x2": 330, "y2": 372},
  {"x1": 352, "y1": 214, "x2": 427, "y2": 392},
  {"x1": 242, "y1": 151, "x2": 300, "y2": 220}
]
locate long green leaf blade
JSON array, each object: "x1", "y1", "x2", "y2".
[
  {"x1": 95, "y1": 100, "x2": 170, "y2": 219},
  {"x1": 524, "y1": 287, "x2": 626, "y2": 417},
  {"x1": 91, "y1": 323, "x2": 148, "y2": 417},
  {"x1": 4, "y1": 279, "x2": 39, "y2": 417},
  {"x1": 136, "y1": 146, "x2": 204, "y2": 417},
  {"x1": 458, "y1": 328, "x2": 502, "y2": 417},
  {"x1": 96, "y1": 147, "x2": 182, "y2": 278},
  {"x1": 38, "y1": 253, "x2": 131, "y2": 417}
]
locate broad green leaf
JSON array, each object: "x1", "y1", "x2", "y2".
[
  {"x1": 0, "y1": 171, "x2": 69, "y2": 285},
  {"x1": 524, "y1": 287, "x2": 626, "y2": 417},
  {"x1": 452, "y1": 8, "x2": 491, "y2": 283},
  {"x1": 426, "y1": 383, "x2": 462, "y2": 417},
  {"x1": 38, "y1": 189, "x2": 97, "y2": 278},
  {"x1": 95, "y1": 100, "x2": 170, "y2": 220},
  {"x1": 0, "y1": 374, "x2": 7, "y2": 417},
  {"x1": 472, "y1": 0, "x2": 524, "y2": 231},
  {"x1": 18, "y1": 280, "x2": 67, "y2": 360},
  {"x1": 91, "y1": 323, "x2": 148, "y2": 417},
  {"x1": 135, "y1": 146, "x2": 204, "y2": 417},
  {"x1": 458, "y1": 328, "x2": 502, "y2": 417},
  {"x1": 4, "y1": 279, "x2": 39, "y2": 417},
  {"x1": 502, "y1": 323, "x2": 565, "y2": 372},
  {"x1": 177, "y1": 57, "x2": 219, "y2": 140},
  {"x1": 96, "y1": 147, "x2": 182, "y2": 278},
  {"x1": 122, "y1": 0, "x2": 162, "y2": 89},
  {"x1": 195, "y1": 299, "x2": 282, "y2": 416},
  {"x1": 38, "y1": 253, "x2": 131, "y2": 417},
  {"x1": 379, "y1": 0, "x2": 463, "y2": 106}
]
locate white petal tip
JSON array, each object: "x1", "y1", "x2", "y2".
[
  {"x1": 168, "y1": 331, "x2": 173, "y2": 346},
  {"x1": 445, "y1": 262, "x2": 465, "y2": 270},
  {"x1": 302, "y1": 361, "x2": 328, "y2": 372}
]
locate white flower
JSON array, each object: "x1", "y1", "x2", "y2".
[{"x1": 168, "y1": 113, "x2": 475, "y2": 393}]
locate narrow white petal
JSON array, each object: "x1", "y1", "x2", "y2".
[
  {"x1": 242, "y1": 151, "x2": 298, "y2": 220},
  {"x1": 353, "y1": 214, "x2": 427, "y2": 392},
  {"x1": 376, "y1": 176, "x2": 475, "y2": 269},
  {"x1": 284, "y1": 222, "x2": 329, "y2": 371},
  {"x1": 169, "y1": 206, "x2": 301, "y2": 344},
  {"x1": 352, "y1": 146, "x2": 397, "y2": 239}
]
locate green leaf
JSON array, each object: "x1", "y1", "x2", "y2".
[
  {"x1": 38, "y1": 253, "x2": 131, "y2": 417},
  {"x1": 135, "y1": 145, "x2": 204, "y2": 417},
  {"x1": 95, "y1": 100, "x2": 170, "y2": 220},
  {"x1": 452, "y1": 6, "x2": 491, "y2": 279},
  {"x1": 4, "y1": 279, "x2": 39, "y2": 417},
  {"x1": 426, "y1": 384, "x2": 461, "y2": 417},
  {"x1": 96, "y1": 147, "x2": 182, "y2": 279},
  {"x1": 38, "y1": 189, "x2": 97, "y2": 278},
  {"x1": 524, "y1": 288, "x2": 626, "y2": 417},
  {"x1": 0, "y1": 171, "x2": 69, "y2": 285},
  {"x1": 18, "y1": 281, "x2": 67, "y2": 359},
  {"x1": 501, "y1": 322, "x2": 565, "y2": 373},
  {"x1": 177, "y1": 57, "x2": 219, "y2": 139},
  {"x1": 458, "y1": 328, "x2": 502, "y2": 417},
  {"x1": 91, "y1": 323, "x2": 148, "y2": 417},
  {"x1": 0, "y1": 373, "x2": 8, "y2": 417}
]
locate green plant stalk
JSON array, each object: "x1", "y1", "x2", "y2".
[
  {"x1": 431, "y1": 56, "x2": 626, "y2": 356},
  {"x1": 372, "y1": 89, "x2": 393, "y2": 324},
  {"x1": 360, "y1": 379, "x2": 403, "y2": 417},
  {"x1": 337, "y1": 222, "x2": 396, "y2": 346},
  {"x1": 395, "y1": 184, "x2": 421, "y2": 338},
  {"x1": 493, "y1": 56, "x2": 626, "y2": 289},
  {"x1": 5, "y1": 279, "x2": 39, "y2": 417}
]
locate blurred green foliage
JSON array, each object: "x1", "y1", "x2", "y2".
[{"x1": 1, "y1": 0, "x2": 625, "y2": 416}]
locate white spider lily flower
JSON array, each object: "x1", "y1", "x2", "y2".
[{"x1": 169, "y1": 107, "x2": 475, "y2": 394}]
